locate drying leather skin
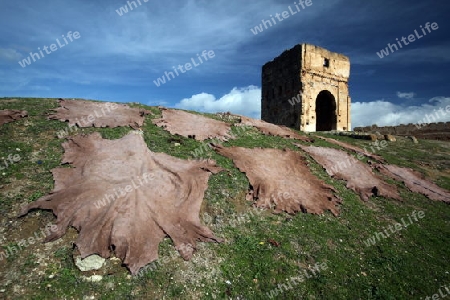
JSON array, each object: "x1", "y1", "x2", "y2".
[
  {"x1": 237, "y1": 115, "x2": 313, "y2": 142},
  {"x1": 375, "y1": 164, "x2": 450, "y2": 203},
  {"x1": 153, "y1": 108, "x2": 234, "y2": 141},
  {"x1": 20, "y1": 132, "x2": 223, "y2": 275},
  {"x1": 214, "y1": 145, "x2": 341, "y2": 216},
  {"x1": 49, "y1": 99, "x2": 151, "y2": 129},
  {"x1": 0, "y1": 109, "x2": 27, "y2": 126},
  {"x1": 298, "y1": 145, "x2": 401, "y2": 202}
]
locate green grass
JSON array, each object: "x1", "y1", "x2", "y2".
[{"x1": 0, "y1": 98, "x2": 449, "y2": 299}]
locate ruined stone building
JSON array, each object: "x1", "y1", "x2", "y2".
[{"x1": 261, "y1": 44, "x2": 351, "y2": 132}]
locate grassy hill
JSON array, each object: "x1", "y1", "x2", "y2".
[{"x1": 0, "y1": 98, "x2": 449, "y2": 300}]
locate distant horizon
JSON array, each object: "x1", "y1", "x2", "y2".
[
  {"x1": 2, "y1": 96, "x2": 450, "y2": 130},
  {"x1": 1, "y1": 1, "x2": 449, "y2": 127}
]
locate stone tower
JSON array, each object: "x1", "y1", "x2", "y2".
[{"x1": 261, "y1": 44, "x2": 351, "y2": 132}]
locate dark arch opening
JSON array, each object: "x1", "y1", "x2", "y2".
[{"x1": 315, "y1": 90, "x2": 337, "y2": 131}]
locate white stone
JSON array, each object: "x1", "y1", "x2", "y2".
[
  {"x1": 75, "y1": 254, "x2": 105, "y2": 272},
  {"x1": 82, "y1": 275, "x2": 103, "y2": 283}
]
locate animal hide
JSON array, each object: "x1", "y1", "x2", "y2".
[
  {"x1": 315, "y1": 136, "x2": 384, "y2": 162},
  {"x1": 0, "y1": 109, "x2": 27, "y2": 126},
  {"x1": 237, "y1": 115, "x2": 313, "y2": 142},
  {"x1": 19, "y1": 132, "x2": 223, "y2": 274},
  {"x1": 298, "y1": 145, "x2": 401, "y2": 202},
  {"x1": 48, "y1": 99, "x2": 151, "y2": 129},
  {"x1": 214, "y1": 145, "x2": 341, "y2": 216},
  {"x1": 152, "y1": 108, "x2": 234, "y2": 141},
  {"x1": 375, "y1": 164, "x2": 450, "y2": 203}
]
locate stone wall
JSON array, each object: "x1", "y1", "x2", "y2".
[
  {"x1": 354, "y1": 122, "x2": 450, "y2": 141},
  {"x1": 261, "y1": 43, "x2": 351, "y2": 132},
  {"x1": 261, "y1": 44, "x2": 302, "y2": 129}
]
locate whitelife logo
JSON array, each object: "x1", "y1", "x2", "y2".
[
  {"x1": 116, "y1": 0, "x2": 149, "y2": 16},
  {"x1": 56, "y1": 103, "x2": 118, "y2": 139},
  {"x1": 250, "y1": 0, "x2": 313, "y2": 35},
  {"x1": 94, "y1": 172, "x2": 155, "y2": 209},
  {"x1": 0, "y1": 153, "x2": 21, "y2": 171},
  {"x1": 364, "y1": 210, "x2": 425, "y2": 246},
  {"x1": 376, "y1": 22, "x2": 438, "y2": 58},
  {"x1": 153, "y1": 50, "x2": 215, "y2": 87},
  {"x1": 0, "y1": 223, "x2": 59, "y2": 261},
  {"x1": 288, "y1": 92, "x2": 302, "y2": 106},
  {"x1": 18, "y1": 31, "x2": 81, "y2": 68},
  {"x1": 415, "y1": 104, "x2": 450, "y2": 129},
  {"x1": 423, "y1": 284, "x2": 450, "y2": 300},
  {"x1": 266, "y1": 262, "x2": 328, "y2": 299}
]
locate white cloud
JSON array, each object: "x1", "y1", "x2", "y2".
[
  {"x1": 175, "y1": 86, "x2": 261, "y2": 119},
  {"x1": 0, "y1": 48, "x2": 22, "y2": 61},
  {"x1": 396, "y1": 91, "x2": 415, "y2": 99},
  {"x1": 352, "y1": 97, "x2": 450, "y2": 127},
  {"x1": 175, "y1": 87, "x2": 450, "y2": 129}
]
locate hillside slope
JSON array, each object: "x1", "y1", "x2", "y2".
[{"x1": 0, "y1": 98, "x2": 449, "y2": 300}]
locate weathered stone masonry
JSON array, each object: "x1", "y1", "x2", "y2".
[{"x1": 261, "y1": 44, "x2": 351, "y2": 132}]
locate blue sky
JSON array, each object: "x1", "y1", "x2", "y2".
[{"x1": 1, "y1": 0, "x2": 449, "y2": 127}]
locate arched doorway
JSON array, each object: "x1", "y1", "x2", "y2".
[{"x1": 315, "y1": 90, "x2": 337, "y2": 131}]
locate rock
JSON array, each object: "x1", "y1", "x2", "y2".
[
  {"x1": 132, "y1": 130, "x2": 143, "y2": 135},
  {"x1": 75, "y1": 254, "x2": 106, "y2": 272},
  {"x1": 375, "y1": 131, "x2": 383, "y2": 140},
  {"x1": 369, "y1": 134, "x2": 377, "y2": 141},
  {"x1": 82, "y1": 275, "x2": 103, "y2": 283},
  {"x1": 384, "y1": 134, "x2": 396, "y2": 142},
  {"x1": 408, "y1": 136, "x2": 419, "y2": 144}
]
